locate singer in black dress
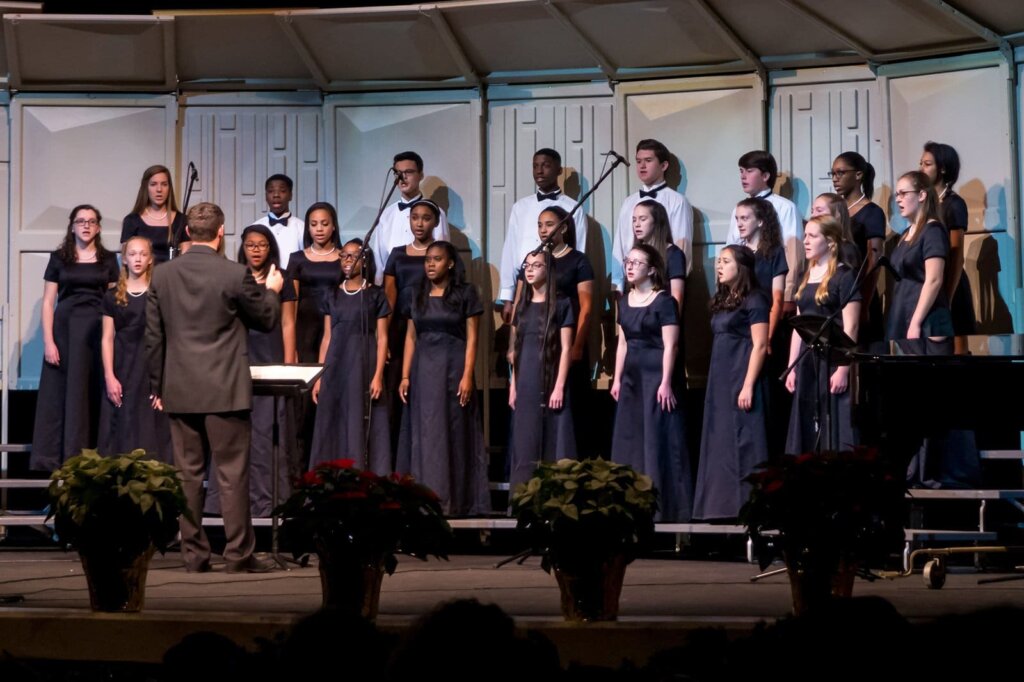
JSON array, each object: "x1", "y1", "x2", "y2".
[
  {"x1": 312, "y1": 239, "x2": 392, "y2": 474},
  {"x1": 288, "y1": 202, "x2": 342, "y2": 363},
  {"x1": 98, "y1": 237, "x2": 172, "y2": 462},
  {"x1": 508, "y1": 250, "x2": 576, "y2": 489},
  {"x1": 920, "y1": 141, "x2": 976, "y2": 353},
  {"x1": 832, "y1": 152, "x2": 886, "y2": 348},
  {"x1": 397, "y1": 242, "x2": 489, "y2": 516},
  {"x1": 31, "y1": 205, "x2": 119, "y2": 471},
  {"x1": 693, "y1": 245, "x2": 770, "y2": 521},
  {"x1": 784, "y1": 216, "x2": 861, "y2": 454},
  {"x1": 888, "y1": 172, "x2": 978, "y2": 489},
  {"x1": 383, "y1": 199, "x2": 442, "y2": 458},
  {"x1": 120, "y1": 165, "x2": 188, "y2": 263},
  {"x1": 207, "y1": 225, "x2": 297, "y2": 517},
  {"x1": 537, "y1": 206, "x2": 595, "y2": 455},
  {"x1": 610, "y1": 244, "x2": 692, "y2": 522}
]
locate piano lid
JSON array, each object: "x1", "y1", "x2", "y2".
[{"x1": 855, "y1": 334, "x2": 1024, "y2": 363}]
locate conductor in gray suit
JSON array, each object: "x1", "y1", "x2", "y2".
[{"x1": 146, "y1": 202, "x2": 283, "y2": 573}]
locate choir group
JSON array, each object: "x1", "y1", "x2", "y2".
[{"x1": 29, "y1": 139, "x2": 978, "y2": 523}]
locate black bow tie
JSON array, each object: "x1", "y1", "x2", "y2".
[
  {"x1": 398, "y1": 196, "x2": 423, "y2": 211},
  {"x1": 268, "y1": 215, "x2": 289, "y2": 227},
  {"x1": 639, "y1": 184, "x2": 667, "y2": 199},
  {"x1": 537, "y1": 191, "x2": 561, "y2": 202}
]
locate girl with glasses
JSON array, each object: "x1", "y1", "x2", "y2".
[
  {"x1": 610, "y1": 244, "x2": 692, "y2": 522},
  {"x1": 311, "y1": 239, "x2": 392, "y2": 474},
  {"x1": 31, "y1": 205, "x2": 120, "y2": 471},
  {"x1": 507, "y1": 249, "x2": 576, "y2": 489}
]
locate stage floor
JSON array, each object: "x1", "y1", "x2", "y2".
[{"x1": 0, "y1": 550, "x2": 1022, "y2": 666}]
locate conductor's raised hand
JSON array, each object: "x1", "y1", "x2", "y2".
[{"x1": 265, "y1": 264, "x2": 284, "y2": 293}]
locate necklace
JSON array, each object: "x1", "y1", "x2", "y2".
[
  {"x1": 309, "y1": 244, "x2": 336, "y2": 256},
  {"x1": 847, "y1": 193, "x2": 867, "y2": 211},
  {"x1": 409, "y1": 242, "x2": 429, "y2": 252},
  {"x1": 146, "y1": 207, "x2": 168, "y2": 221},
  {"x1": 939, "y1": 186, "x2": 949, "y2": 201},
  {"x1": 342, "y1": 280, "x2": 365, "y2": 295},
  {"x1": 552, "y1": 244, "x2": 570, "y2": 257},
  {"x1": 631, "y1": 288, "x2": 656, "y2": 305},
  {"x1": 128, "y1": 289, "x2": 146, "y2": 298}
]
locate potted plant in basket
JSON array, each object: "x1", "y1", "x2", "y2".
[
  {"x1": 510, "y1": 458, "x2": 658, "y2": 622},
  {"x1": 740, "y1": 448, "x2": 907, "y2": 615},
  {"x1": 48, "y1": 449, "x2": 188, "y2": 612},
  {"x1": 274, "y1": 458, "x2": 452, "y2": 620}
]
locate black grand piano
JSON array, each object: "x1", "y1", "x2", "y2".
[{"x1": 855, "y1": 334, "x2": 1024, "y2": 455}]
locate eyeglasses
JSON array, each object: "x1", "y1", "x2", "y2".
[
  {"x1": 340, "y1": 253, "x2": 361, "y2": 261},
  {"x1": 624, "y1": 258, "x2": 649, "y2": 269},
  {"x1": 829, "y1": 169, "x2": 855, "y2": 179},
  {"x1": 73, "y1": 219, "x2": 99, "y2": 226},
  {"x1": 893, "y1": 190, "x2": 918, "y2": 199},
  {"x1": 243, "y1": 242, "x2": 269, "y2": 251},
  {"x1": 523, "y1": 263, "x2": 546, "y2": 272},
  {"x1": 393, "y1": 169, "x2": 419, "y2": 178}
]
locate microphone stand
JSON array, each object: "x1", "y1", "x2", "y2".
[
  {"x1": 779, "y1": 250, "x2": 881, "y2": 453},
  {"x1": 170, "y1": 162, "x2": 199, "y2": 260},
  {"x1": 522, "y1": 152, "x2": 628, "y2": 466},
  {"x1": 352, "y1": 169, "x2": 403, "y2": 470}
]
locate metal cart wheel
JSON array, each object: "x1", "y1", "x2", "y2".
[{"x1": 923, "y1": 557, "x2": 947, "y2": 589}]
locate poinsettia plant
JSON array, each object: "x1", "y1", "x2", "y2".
[
  {"x1": 510, "y1": 458, "x2": 658, "y2": 573},
  {"x1": 47, "y1": 449, "x2": 188, "y2": 558},
  {"x1": 740, "y1": 448, "x2": 907, "y2": 573},
  {"x1": 274, "y1": 459, "x2": 452, "y2": 574}
]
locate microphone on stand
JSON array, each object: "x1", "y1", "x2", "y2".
[
  {"x1": 602, "y1": 150, "x2": 631, "y2": 167},
  {"x1": 188, "y1": 161, "x2": 199, "y2": 183}
]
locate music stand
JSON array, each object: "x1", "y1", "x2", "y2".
[
  {"x1": 789, "y1": 314, "x2": 856, "y2": 453},
  {"x1": 251, "y1": 363, "x2": 324, "y2": 568}
]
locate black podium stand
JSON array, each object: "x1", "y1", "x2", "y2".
[{"x1": 251, "y1": 363, "x2": 324, "y2": 567}]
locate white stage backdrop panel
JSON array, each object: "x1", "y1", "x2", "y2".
[
  {"x1": 328, "y1": 94, "x2": 483, "y2": 265},
  {"x1": 180, "y1": 104, "x2": 323, "y2": 256},
  {"x1": 888, "y1": 66, "x2": 1017, "y2": 333},
  {"x1": 772, "y1": 80, "x2": 885, "y2": 219},
  {"x1": 620, "y1": 80, "x2": 762, "y2": 382},
  {"x1": 9, "y1": 96, "x2": 176, "y2": 389}
]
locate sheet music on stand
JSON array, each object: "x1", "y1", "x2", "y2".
[
  {"x1": 251, "y1": 364, "x2": 324, "y2": 388},
  {"x1": 249, "y1": 363, "x2": 324, "y2": 568}
]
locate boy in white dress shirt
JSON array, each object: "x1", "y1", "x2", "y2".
[
  {"x1": 612, "y1": 139, "x2": 693, "y2": 290},
  {"x1": 725, "y1": 150, "x2": 803, "y2": 309},
  {"x1": 498, "y1": 148, "x2": 586, "y2": 323},
  {"x1": 253, "y1": 174, "x2": 304, "y2": 270},
  {"x1": 369, "y1": 151, "x2": 449, "y2": 285}
]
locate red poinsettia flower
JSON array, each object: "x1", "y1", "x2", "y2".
[
  {"x1": 325, "y1": 458, "x2": 356, "y2": 470},
  {"x1": 301, "y1": 471, "x2": 323, "y2": 487},
  {"x1": 379, "y1": 502, "x2": 401, "y2": 510}
]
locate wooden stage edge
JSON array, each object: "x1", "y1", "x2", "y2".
[{"x1": 0, "y1": 552, "x2": 1023, "y2": 667}]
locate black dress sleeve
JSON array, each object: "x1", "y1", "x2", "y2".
[
  {"x1": 373, "y1": 287, "x2": 392, "y2": 318},
  {"x1": 384, "y1": 248, "x2": 400, "y2": 277},
  {"x1": 121, "y1": 214, "x2": 139, "y2": 243},
  {"x1": 43, "y1": 252, "x2": 63, "y2": 283},
  {"x1": 859, "y1": 203, "x2": 887, "y2": 241},
  {"x1": 172, "y1": 213, "x2": 190, "y2": 245},
  {"x1": 556, "y1": 296, "x2": 575, "y2": 328},
  {"x1": 102, "y1": 289, "x2": 117, "y2": 317},
  {"x1": 944, "y1": 194, "x2": 969, "y2": 231},
  {"x1": 921, "y1": 222, "x2": 949, "y2": 262},
  {"x1": 280, "y1": 275, "x2": 298, "y2": 304},
  {"x1": 575, "y1": 251, "x2": 595, "y2": 284},
  {"x1": 834, "y1": 265, "x2": 862, "y2": 303},
  {"x1": 745, "y1": 290, "x2": 771, "y2": 326},
  {"x1": 654, "y1": 292, "x2": 679, "y2": 326},
  {"x1": 666, "y1": 245, "x2": 686, "y2": 281},
  {"x1": 771, "y1": 246, "x2": 789, "y2": 277},
  {"x1": 462, "y1": 284, "x2": 484, "y2": 318},
  {"x1": 105, "y1": 256, "x2": 120, "y2": 285}
]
